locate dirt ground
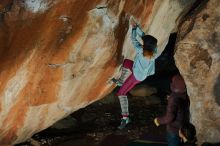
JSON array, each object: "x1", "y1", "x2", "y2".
[{"x1": 16, "y1": 92, "x2": 167, "y2": 146}]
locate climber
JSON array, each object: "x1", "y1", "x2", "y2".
[
  {"x1": 112, "y1": 17, "x2": 159, "y2": 129},
  {"x1": 154, "y1": 74, "x2": 190, "y2": 146},
  {"x1": 179, "y1": 123, "x2": 197, "y2": 146}
]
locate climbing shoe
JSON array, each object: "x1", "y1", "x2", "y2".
[
  {"x1": 112, "y1": 78, "x2": 123, "y2": 86},
  {"x1": 112, "y1": 67, "x2": 131, "y2": 86},
  {"x1": 118, "y1": 118, "x2": 130, "y2": 129}
]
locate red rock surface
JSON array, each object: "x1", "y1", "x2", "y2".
[{"x1": 0, "y1": 0, "x2": 195, "y2": 145}]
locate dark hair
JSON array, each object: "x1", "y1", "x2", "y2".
[
  {"x1": 180, "y1": 123, "x2": 197, "y2": 142},
  {"x1": 142, "y1": 35, "x2": 157, "y2": 52}
]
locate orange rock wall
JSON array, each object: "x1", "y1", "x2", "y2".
[{"x1": 0, "y1": 0, "x2": 194, "y2": 144}]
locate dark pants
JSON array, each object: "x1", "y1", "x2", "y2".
[{"x1": 166, "y1": 131, "x2": 181, "y2": 146}]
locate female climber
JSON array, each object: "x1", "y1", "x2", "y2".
[{"x1": 112, "y1": 17, "x2": 159, "y2": 129}]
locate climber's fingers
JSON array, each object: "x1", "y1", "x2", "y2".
[{"x1": 130, "y1": 16, "x2": 137, "y2": 28}]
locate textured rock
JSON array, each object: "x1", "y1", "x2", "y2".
[
  {"x1": 130, "y1": 85, "x2": 157, "y2": 97},
  {"x1": 175, "y1": 0, "x2": 220, "y2": 144},
  {"x1": 144, "y1": 95, "x2": 161, "y2": 105},
  {"x1": 0, "y1": 0, "x2": 195, "y2": 145},
  {"x1": 51, "y1": 116, "x2": 77, "y2": 130},
  {"x1": 132, "y1": 95, "x2": 161, "y2": 106}
]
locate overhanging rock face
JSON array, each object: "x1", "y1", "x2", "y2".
[
  {"x1": 0, "y1": 0, "x2": 195, "y2": 144},
  {"x1": 175, "y1": 0, "x2": 220, "y2": 144}
]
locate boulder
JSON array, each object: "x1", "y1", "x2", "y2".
[
  {"x1": 0, "y1": 0, "x2": 195, "y2": 144},
  {"x1": 51, "y1": 116, "x2": 77, "y2": 130},
  {"x1": 144, "y1": 95, "x2": 161, "y2": 105},
  {"x1": 175, "y1": 0, "x2": 220, "y2": 144},
  {"x1": 130, "y1": 85, "x2": 157, "y2": 97}
]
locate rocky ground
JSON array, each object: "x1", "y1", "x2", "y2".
[{"x1": 16, "y1": 89, "x2": 167, "y2": 146}]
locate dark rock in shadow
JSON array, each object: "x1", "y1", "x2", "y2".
[
  {"x1": 98, "y1": 134, "x2": 130, "y2": 146},
  {"x1": 202, "y1": 142, "x2": 220, "y2": 146},
  {"x1": 214, "y1": 74, "x2": 220, "y2": 106}
]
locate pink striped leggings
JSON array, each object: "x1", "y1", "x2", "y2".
[{"x1": 116, "y1": 59, "x2": 141, "y2": 96}]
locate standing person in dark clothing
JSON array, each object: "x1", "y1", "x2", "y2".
[
  {"x1": 154, "y1": 74, "x2": 190, "y2": 146},
  {"x1": 179, "y1": 123, "x2": 197, "y2": 146}
]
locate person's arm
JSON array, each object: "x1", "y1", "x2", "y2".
[
  {"x1": 155, "y1": 96, "x2": 178, "y2": 126},
  {"x1": 136, "y1": 25, "x2": 145, "y2": 37},
  {"x1": 131, "y1": 25, "x2": 145, "y2": 54}
]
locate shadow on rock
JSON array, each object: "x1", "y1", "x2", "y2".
[{"x1": 214, "y1": 74, "x2": 220, "y2": 106}]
